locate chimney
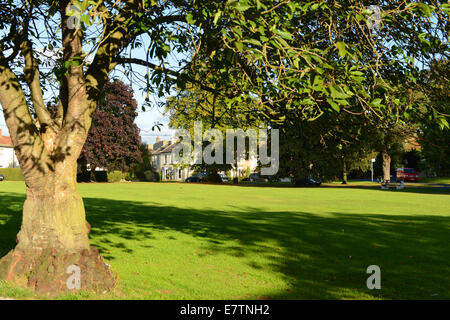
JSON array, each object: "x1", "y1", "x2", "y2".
[
  {"x1": 148, "y1": 144, "x2": 154, "y2": 151},
  {"x1": 156, "y1": 137, "x2": 161, "y2": 143},
  {"x1": 0, "y1": 128, "x2": 2, "y2": 136}
]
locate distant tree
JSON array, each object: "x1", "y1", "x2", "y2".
[
  {"x1": 417, "y1": 59, "x2": 450, "y2": 176},
  {"x1": 78, "y1": 80, "x2": 142, "y2": 176},
  {"x1": 277, "y1": 110, "x2": 377, "y2": 183},
  {"x1": 134, "y1": 143, "x2": 156, "y2": 181},
  {"x1": 165, "y1": 83, "x2": 262, "y2": 176},
  {"x1": 373, "y1": 125, "x2": 411, "y2": 182}
]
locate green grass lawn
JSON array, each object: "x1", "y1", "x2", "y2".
[{"x1": 0, "y1": 181, "x2": 449, "y2": 300}]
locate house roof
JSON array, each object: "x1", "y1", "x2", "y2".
[
  {"x1": 152, "y1": 142, "x2": 179, "y2": 155},
  {"x1": 0, "y1": 135, "x2": 13, "y2": 148}
]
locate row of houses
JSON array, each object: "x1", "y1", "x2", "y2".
[
  {"x1": 0, "y1": 129, "x2": 19, "y2": 169},
  {"x1": 149, "y1": 137, "x2": 258, "y2": 181},
  {"x1": 0, "y1": 129, "x2": 258, "y2": 181}
]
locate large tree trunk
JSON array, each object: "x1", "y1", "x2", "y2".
[
  {"x1": 0, "y1": 160, "x2": 115, "y2": 294},
  {"x1": 381, "y1": 149, "x2": 391, "y2": 183},
  {"x1": 0, "y1": 1, "x2": 135, "y2": 294}
]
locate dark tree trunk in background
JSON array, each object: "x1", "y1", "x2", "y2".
[
  {"x1": 382, "y1": 149, "x2": 391, "y2": 183},
  {"x1": 342, "y1": 159, "x2": 348, "y2": 184}
]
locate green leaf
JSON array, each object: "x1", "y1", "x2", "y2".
[
  {"x1": 371, "y1": 98, "x2": 382, "y2": 106},
  {"x1": 243, "y1": 39, "x2": 262, "y2": 46},
  {"x1": 229, "y1": 0, "x2": 251, "y2": 12},
  {"x1": 234, "y1": 41, "x2": 244, "y2": 51},
  {"x1": 276, "y1": 30, "x2": 293, "y2": 40},
  {"x1": 260, "y1": 35, "x2": 269, "y2": 42},
  {"x1": 213, "y1": 10, "x2": 222, "y2": 25},
  {"x1": 441, "y1": 3, "x2": 450, "y2": 15},
  {"x1": 350, "y1": 70, "x2": 364, "y2": 76},
  {"x1": 327, "y1": 98, "x2": 340, "y2": 112},
  {"x1": 186, "y1": 13, "x2": 195, "y2": 25},
  {"x1": 336, "y1": 41, "x2": 346, "y2": 58},
  {"x1": 416, "y1": 3, "x2": 433, "y2": 17},
  {"x1": 329, "y1": 85, "x2": 348, "y2": 99}
]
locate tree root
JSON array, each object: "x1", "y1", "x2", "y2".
[{"x1": 0, "y1": 246, "x2": 115, "y2": 295}]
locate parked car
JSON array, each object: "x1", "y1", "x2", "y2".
[
  {"x1": 396, "y1": 168, "x2": 419, "y2": 182},
  {"x1": 185, "y1": 176, "x2": 201, "y2": 183},
  {"x1": 0, "y1": 174, "x2": 4, "y2": 181},
  {"x1": 197, "y1": 172, "x2": 209, "y2": 181},
  {"x1": 267, "y1": 176, "x2": 292, "y2": 183},
  {"x1": 294, "y1": 177, "x2": 322, "y2": 187},
  {"x1": 249, "y1": 173, "x2": 268, "y2": 182},
  {"x1": 186, "y1": 172, "x2": 211, "y2": 182}
]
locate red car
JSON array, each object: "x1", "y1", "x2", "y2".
[{"x1": 396, "y1": 168, "x2": 419, "y2": 182}]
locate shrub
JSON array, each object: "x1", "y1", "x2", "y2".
[
  {"x1": 245, "y1": 166, "x2": 251, "y2": 178},
  {"x1": 0, "y1": 168, "x2": 25, "y2": 181},
  {"x1": 125, "y1": 171, "x2": 136, "y2": 181},
  {"x1": 143, "y1": 170, "x2": 153, "y2": 181},
  {"x1": 107, "y1": 171, "x2": 123, "y2": 182}
]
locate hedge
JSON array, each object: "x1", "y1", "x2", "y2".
[
  {"x1": 0, "y1": 168, "x2": 133, "y2": 183},
  {"x1": 107, "y1": 170, "x2": 124, "y2": 182},
  {"x1": 0, "y1": 168, "x2": 25, "y2": 181}
]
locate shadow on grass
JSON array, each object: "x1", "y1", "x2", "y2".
[
  {"x1": 217, "y1": 182, "x2": 450, "y2": 195},
  {"x1": 0, "y1": 191, "x2": 449, "y2": 299}
]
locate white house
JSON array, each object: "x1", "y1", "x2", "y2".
[
  {"x1": 149, "y1": 136, "x2": 258, "y2": 181},
  {"x1": 0, "y1": 129, "x2": 19, "y2": 168},
  {"x1": 150, "y1": 137, "x2": 192, "y2": 181}
]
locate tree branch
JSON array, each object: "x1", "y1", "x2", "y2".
[
  {"x1": 20, "y1": 39, "x2": 54, "y2": 128},
  {"x1": 114, "y1": 57, "x2": 179, "y2": 77},
  {"x1": 85, "y1": 7, "x2": 187, "y2": 107},
  {"x1": 114, "y1": 57, "x2": 228, "y2": 97},
  {"x1": 0, "y1": 54, "x2": 50, "y2": 180}
]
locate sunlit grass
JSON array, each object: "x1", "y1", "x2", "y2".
[{"x1": 0, "y1": 181, "x2": 449, "y2": 300}]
